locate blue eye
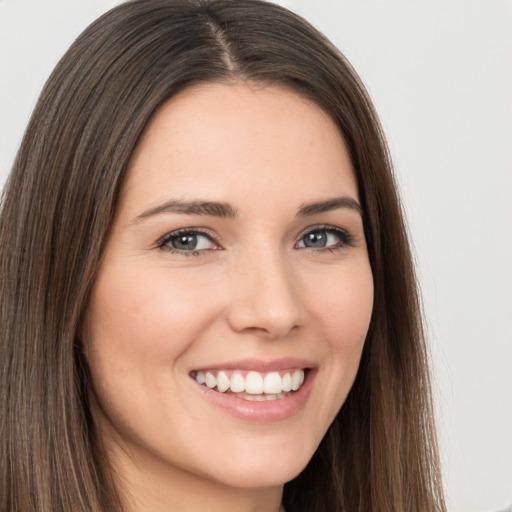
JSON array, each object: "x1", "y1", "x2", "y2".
[
  {"x1": 296, "y1": 226, "x2": 354, "y2": 250},
  {"x1": 160, "y1": 229, "x2": 217, "y2": 253}
]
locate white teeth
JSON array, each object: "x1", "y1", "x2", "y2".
[
  {"x1": 247, "y1": 394, "x2": 265, "y2": 401},
  {"x1": 281, "y1": 372, "x2": 292, "y2": 392},
  {"x1": 193, "y1": 369, "x2": 306, "y2": 395},
  {"x1": 230, "y1": 372, "x2": 245, "y2": 393},
  {"x1": 245, "y1": 371, "x2": 264, "y2": 394},
  {"x1": 290, "y1": 370, "x2": 303, "y2": 391},
  {"x1": 205, "y1": 372, "x2": 216, "y2": 389},
  {"x1": 216, "y1": 371, "x2": 230, "y2": 392},
  {"x1": 235, "y1": 392, "x2": 287, "y2": 401},
  {"x1": 263, "y1": 372, "x2": 282, "y2": 394}
]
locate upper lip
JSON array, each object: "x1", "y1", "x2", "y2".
[{"x1": 191, "y1": 357, "x2": 316, "y2": 373}]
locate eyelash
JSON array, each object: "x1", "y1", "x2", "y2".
[
  {"x1": 157, "y1": 225, "x2": 356, "y2": 257},
  {"x1": 296, "y1": 225, "x2": 356, "y2": 252},
  {"x1": 157, "y1": 228, "x2": 220, "y2": 256}
]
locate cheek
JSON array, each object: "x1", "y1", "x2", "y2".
[
  {"x1": 82, "y1": 261, "x2": 226, "y2": 442},
  {"x1": 307, "y1": 260, "x2": 373, "y2": 407},
  {"x1": 311, "y1": 260, "x2": 374, "y2": 349},
  {"x1": 85, "y1": 262, "x2": 221, "y2": 368}
]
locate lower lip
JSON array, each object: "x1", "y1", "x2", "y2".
[{"x1": 192, "y1": 370, "x2": 316, "y2": 423}]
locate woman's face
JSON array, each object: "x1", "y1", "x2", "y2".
[{"x1": 84, "y1": 83, "x2": 373, "y2": 494}]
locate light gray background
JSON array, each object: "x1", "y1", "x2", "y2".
[{"x1": 1, "y1": 1, "x2": 511, "y2": 511}]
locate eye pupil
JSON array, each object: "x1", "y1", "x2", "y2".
[
  {"x1": 304, "y1": 231, "x2": 327, "y2": 248},
  {"x1": 172, "y1": 234, "x2": 197, "y2": 250}
]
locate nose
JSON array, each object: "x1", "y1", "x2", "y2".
[{"x1": 226, "y1": 249, "x2": 305, "y2": 339}]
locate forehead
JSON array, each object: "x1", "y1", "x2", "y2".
[{"x1": 119, "y1": 82, "x2": 358, "y2": 217}]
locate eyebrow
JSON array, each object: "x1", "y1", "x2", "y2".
[
  {"x1": 297, "y1": 196, "x2": 363, "y2": 218},
  {"x1": 134, "y1": 199, "x2": 238, "y2": 222},
  {"x1": 133, "y1": 195, "x2": 362, "y2": 223}
]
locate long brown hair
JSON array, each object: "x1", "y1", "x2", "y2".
[{"x1": 0, "y1": 1, "x2": 446, "y2": 511}]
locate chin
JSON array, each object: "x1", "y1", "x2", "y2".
[
  {"x1": 211, "y1": 462, "x2": 306, "y2": 490},
  {"x1": 198, "y1": 436, "x2": 316, "y2": 490}
]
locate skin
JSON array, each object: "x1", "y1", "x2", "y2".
[{"x1": 84, "y1": 83, "x2": 374, "y2": 512}]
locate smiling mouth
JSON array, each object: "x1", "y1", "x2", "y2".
[{"x1": 190, "y1": 369, "x2": 306, "y2": 401}]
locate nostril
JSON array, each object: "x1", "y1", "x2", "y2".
[{"x1": 226, "y1": 300, "x2": 303, "y2": 339}]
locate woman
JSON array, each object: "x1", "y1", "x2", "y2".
[{"x1": 0, "y1": 1, "x2": 446, "y2": 511}]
